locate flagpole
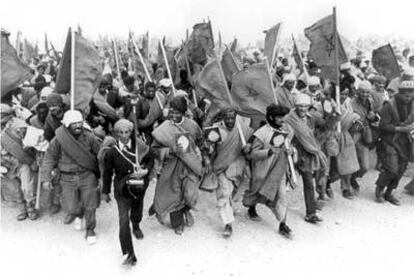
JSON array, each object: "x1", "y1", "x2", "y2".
[
  {"x1": 333, "y1": 7, "x2": 341, "y2": 132},
  {"x1": 225, "y1": 44, "x2": 241, "y2": 71},
  {"x1": 215, "y1": 59, "x2": 246, "y2": 146},
  {"x1": 112, "y1": 39, "x2": 122, "y2": 82},
  {"x1": 159, "y1": 39, "x2": 176, "y2": 96},
  {"x1": 131, "y1": 36, "x2": 152, "y2": 82},
  {"x1": 270, "y1": 22, "x2": 283, "y2": 69},
  {"x1": 183, "y1": 37, "x2": 198, "y2": 108},
  {"x1": 263, "y1": 57, "x2": 278, "y2": 104},
  {"x1": 70, "y1": 27, "x2": 75, "y2": 110}
]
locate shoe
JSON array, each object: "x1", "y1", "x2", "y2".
[
  {"x1": 17, "y1": 211, "x2": 28, "y2": 221},
  {"x1": 63, "y1": 214, "x2": 76, "y2": 224},
  {"x1": 278, "y1": 222, "x2": 292, "y2": 239},
  {"x1": 133, "y1": 227, "x2": 144, "y2": 240},
  {"x1": 184, "y1": 210, "x2": 194, "y2": 227},
  {"x1": 375, "y1": 186, "x2": 385, "y2": 203},
  {"x1": 74, "y1": 217, "x2": 82, "y2": 230},
  {"x1": 174, "y1": 224, "x2": 184, "y2": 235},
  {"x1": 247, "y1": 206, "x2": 261, "y2": 221},
  {"x1": 305, "y1": 214, "x2": 323, "y2": 224},
  {"x1": 27, "y1": 209, "x2": 38, "y2": 220},
  {"x1": 86, "y1": 230, "x2": 97, "y2": 245},
  {"x1": 222, "y1": 224, "x2": 233, "y2": 239},
  {"x1": 342, "y1": 190, "x2": 354, "y2": 200},
  {"x1": 50, "y1": 204, "x2": 61, "y2": 214},
  {"x1": 326, "y1": 188, "x2": 334, "y2": 199},
  {"x1": 384, "y1": 194, "x2": 401, "y2": 206},
  {"x1": 122, "y1": 254, "x2": 137, "y2": 266}
]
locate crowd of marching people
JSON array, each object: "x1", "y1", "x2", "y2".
[{"x1": 2, "y1": 27, "x2": 414, "y2": 267}]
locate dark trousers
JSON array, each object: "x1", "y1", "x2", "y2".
[
  {"x1": 300, "y1": 172, "x2": 317, "y2": 215},
  {"x1": 115, "y1": 192, "x2": 145, "y2": 256},
  {"x1": 375, "y1": 144, "x2": 408, "y2": 193}
]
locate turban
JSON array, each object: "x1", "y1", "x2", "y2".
[
  {"x1": 159, "y1": 78, "x2": 172, "y2": 88},
  {"x1": 340, "y1": 62, "x2": 351, "y2": 70},
  {"x1": 282, "y1": 73, "x2": 296, "y2": 85},
  {"x1": 40, "y1": 87, "x2": 54, "y2": 101},
  {"x1": 175, "y1": 90, "x2": 188, "y2": 97},
  {"x1": 369, "y1": 75, "x2": 386, "y2": 83},
  {"x1": 114, "y1": 119, "x2": 134, "y2": 133},
  {"x1": 61, "y1": 110, "x2": 83, "y2": 127},
  {"x1": 169, "y1": 96, "x2": 187, "y2": 114},
  {"x1": 307, "y1": 76, "x2": 320, "y2": 86},
  {"x1": 8, "y1": 117, "x2": 28, "y2": 132},
  {"x1": 358, "y1": 80, "x2": 372, "y2": 91},
  {"x1": 399, "y1": 80, "x2": 414, "y2": 91},
  {"x1": 46, "y1": 93, "x2": 63, "y2": 107},
  {"x1": 294, "y1": 93, "x2": 312, "y2": 106}
]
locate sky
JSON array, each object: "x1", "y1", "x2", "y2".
[{"x1": 1, "y1": 0, "x2": 413, "y2": 50}]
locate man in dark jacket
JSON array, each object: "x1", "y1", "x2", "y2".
[{"x1": 102, "y1": 119, "x2": 154, "y2": 266}]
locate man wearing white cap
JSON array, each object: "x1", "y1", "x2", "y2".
[
  {"x1": 275, "y1": 73, "x2": 297, "y2": 109},
  {"x1": 375, "y1": 80, "x2": 414, "y2": 205},
  {"x1": 351, "y1": 81, "x2": 380, "y2": 192},
  {"x1": 158, "y1": 78, "x2": 174, "y2": 104},
  {"x1": 41, "y1": 110, "x2": 101, "y2": 244},
  {"x1": 285, "y1": 93, "x2": 328, "y2": 223}
]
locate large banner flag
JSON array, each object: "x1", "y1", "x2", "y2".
[
  {"x1": 23, "y1": 38, "x2": 38, "y2": 64},
  {"x1": 1, "y1": 31, "x2": 32, "y2": 99},
  {"x1": 292, "y1": 35, "x2": 305, "y2": 74},
  {"x1": 230, "y1": 62, "x2": 274, "y2": 118},
  {"x1": 55, "y1": 28, "x2": 103, "y2": 112},
  {"x1": 372, "y1": 44, "x2": 400, "y2": 80},
  {"x1": 186, "y1": 22, "x2": 215, "y2": 66},
  {"x1": 304, "y1": 14, "x2": 348, "y2": 83},
  {"x1": 263, "y1": 23, "x2": 281, "y2": 67},
  {"x1": 195, "y1": 59, "x2": 231, "y2": 115},
  {"x1": 221, "y1": 46, "x2": 241, "y2": 83}
]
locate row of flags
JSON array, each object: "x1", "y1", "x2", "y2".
[{"x1": 1, "y1": 9, "x2": 403, "y2": 120}]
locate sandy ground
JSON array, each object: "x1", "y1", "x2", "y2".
[{"x1": 1, "y1": 169, "x2": 413, "y2": 276}]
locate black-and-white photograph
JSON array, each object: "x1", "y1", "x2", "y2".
[{"x1": 1, "y1": 0, "x2": 413, "y2": 275}]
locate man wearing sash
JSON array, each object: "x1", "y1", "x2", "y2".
[
  {"x1": 242, "y1": 104, "x2": 294, "y2": 238},
  {"x1": 1, "y1": 118, "x2": 38, "y2": 221},
  {"x1": 205, "y1": 108, "x2": 253, "y2": 238},
  {"x1": 41, "y1": 110, "x2": 101, "y2": 244},
  {"x1": 285, "y1": 94, "x2": 328, "y2": 223},
  {"x1": 150, "y1": 96, "x2": 205, "y2": 235},
  {"x1": 102, "y1": 119, "x2": 154, "y2": 266},
  {"x1": 375, "y1": 81, "x2": 414, "y2": 205}
]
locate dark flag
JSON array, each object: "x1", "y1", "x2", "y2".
[
  {"x1": 292, "y1": 35, "x2": 305, "y2": 74},
  {"x1": 263, "y1": 23, "x2": 281, "y2": 66},
  {"x1": 186, "y1": 22, "x2": 215, "y2": 65},
  {"x1": 1, "y1": 31, "x2": 32, "y2": 99},
  {"x1": 372, "y1": 44, "x2": 400, "y2": 80},
  {"x1": 221, "y1": 47, "x2": 241, "y2": 83},
  {"x1": 55, "y1": 28, "x2": 103, "y2": 112},
  {"x1": 304, "y1": 14, "x2": 348, "y2": 83}
]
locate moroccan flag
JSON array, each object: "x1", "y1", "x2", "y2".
[
  {"x1": 264, "y1": 23, "x2": 281, "y2": 67},
  {"x1": 372, "y1": 44, "x2": 400, "y2": 80},
  {"x1": 230, "y1": 62, "x2": 275, "y2": 117},
  {"x1": 1, "y1": 31, "x2": 32, "y2": 98},
  {"x1": 195, "y1": 59, "x2": 231, "y2": 115},
  {"x1": 221, "y1": 47, "x2": 241, "y2": 83},
  {"x1": 186, "y1": 22, "x2": 215, "y2": 65},
  {"x1": 55, "y1": 28, "x2": 103, "y2": 112},
  {"x1": 304, "y1": 14, "x2": 348, "y2": 83}
]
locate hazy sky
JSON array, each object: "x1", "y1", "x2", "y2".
[{"x1": 1, "y1": 0, "x2": 413, "y2": 50}]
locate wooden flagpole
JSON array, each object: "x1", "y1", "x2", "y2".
[
  {"x1": 270, "y1": 22, "x2": 283, "y2": 69},
  {"x1": 70, "y1": 27, "x2": 75, "y2": 110},
  {"x1": 131, "y1": 37, "x2": 153, "y2": 82},
  {"x1": 159, "y1": 39, "x2": 176, "y2": 96},
  {"x1": 112, "y1": 39, "x2": 122, "y2": 82},
  {"x1": 333, "y1": 7, "x2": 341, "y2": 132}
]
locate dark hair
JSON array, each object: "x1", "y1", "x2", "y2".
[
  {"x1": 120, "y1": 70, "x2": 129, "y2": 80},
  {"x1": 36, "y1": 102, "x2": 49, "y2": 112},
  {"x1": 266, "y1": 103, "x2": 289, "y2": 118},
  {"x1": 145, "y1": 81, "x2": 156, "y2": 91},
  {"x1": 123, "y1": 76, "x2": 135, "y2": 87}
]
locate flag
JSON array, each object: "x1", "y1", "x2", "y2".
[
  {"x1": 23, "y1": 38, "x2": 37, "y2": 63},
  {"x1": 304, "y1": 14, "x2": 348, "y2": 83},
  {"x1": 55, "y1": 28, "x2": 103, "y2": 112},
  {"x1": 230, "y1": 62, "x2": 274, "y2": 118},
  {"x1": 156, "y1": 38, "x2": 176, "y2": 83},
  {"x1": 230, "y1": 38, "x2": 237, "y2": 54},
  {"x1": 221, "y1": 47, "x2": 241, "y2": 83},
  {"x1": 372, "y1": 44, "x2": 400, "y2": 80},
  {"x1": 263, "y1": 23, "x2": 281, "y2": 66},
  {"x1": 186, "y1": 22, "x2": 215, "y2": 65},
  {"x1": 128, "y1": 34, "x2": 153, "y2": 81},
  {"x1": 1, "y1": 31, "x2": 32, "y2": 98},
  {"x1": 195, "y1": 59, "x2": 231, "y2": 115},
  {"x1": 140, "y1": 31, "x2": 149, "y2": 60},
  {"x1": 292, "y1": 35, "x2": 305, "y2": 73},
  {"x1": 44, "y1": 33, "x2": 49, "y2": 56}
]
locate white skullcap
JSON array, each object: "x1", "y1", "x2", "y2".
[
  {"x1": 307, "y1": 76, "x2": 320, "y2": 86},
  {"x1": 175, "y1": 90, "x2": 188, "y2": 97},
  {"x1": 358, "y1": 80, "x2": 372, "y2": 91},
  {"x1": 399, "y1": 80, "x2": 414, "y2": 90},
  {"x1": 294, "y1": 93, "x2": 312, "y2": 106},
  {"x1": 282, "y1": 73, "x2": 296, "y2": 83},
  {"x1": 43, "y1": 74, "x2": 52, "y2": 83},
  {"x1": 159, "y1": 78, "x2": 172, "y2": 87},
  {"x1": 340, "y1": 61, "x2": 351, "y2": 70},
  {"x1": 128, "y1": 71, "x2": 135, "y2": 77},
  {"x1": 40, "y1": 86, "x2": 54, "y2": 101},
  {"x1": 61, "y1": 110, "x2": 83, "y2": 127}
]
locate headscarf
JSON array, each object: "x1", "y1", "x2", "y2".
[
  {"x1": 114, "y1": 119, "x2": 134, "y2": 132},
  {"x1": 61, "y1": 110, "x2": 83, "y2": 127}
]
